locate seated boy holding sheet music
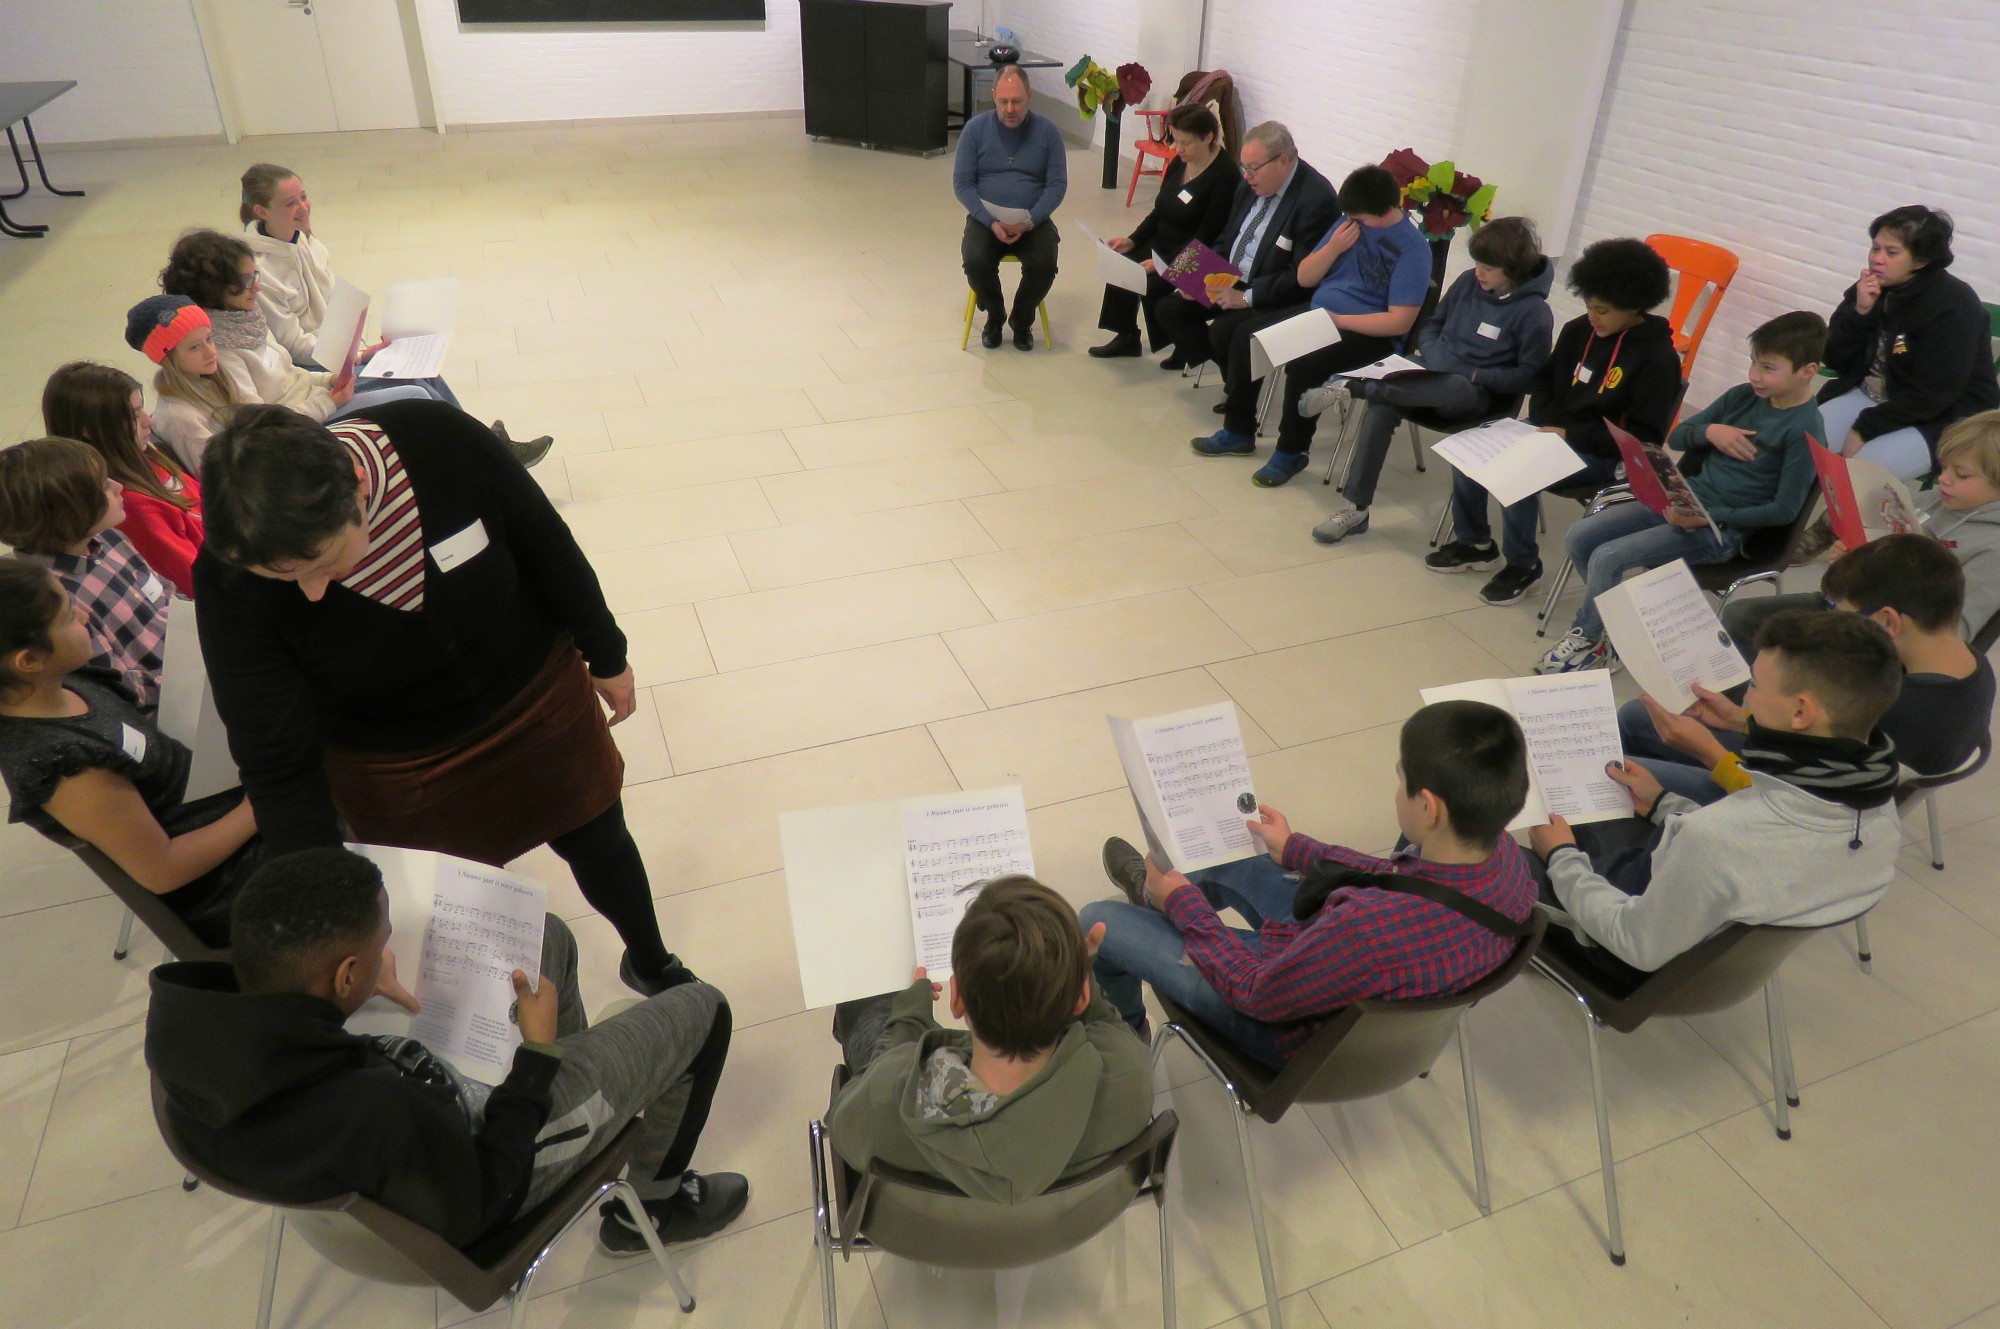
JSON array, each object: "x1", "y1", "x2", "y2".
[
  {"x1": 1530, "y1": 611, "x2": 1903, "y2": 974},
  {"x1": 1536, "y1": 313, "x2": 1828, "y2": 674},
  {"x1": 145, "y1": 847, "x2": 748, "y2": 1256},
  {"x1": 1622, "y1": 535, "x2": 1994, "y2": 805},
  {"x1": 1081, "y1": 702, "x2": 1538, "y2": 1066},
  {"x1": 826, "y1": 875, "x2": 1153, "y2": 1204}
]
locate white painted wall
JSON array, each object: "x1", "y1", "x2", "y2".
[{"x1": 0, "y1": 0, "x2": 224, "y2": 143}]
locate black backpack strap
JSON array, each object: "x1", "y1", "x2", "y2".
[{"x1": 1294, "y1": 864, "x2": 1533, "y2": 937}]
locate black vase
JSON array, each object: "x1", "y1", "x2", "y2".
[{"x1": 1101, "y1": 110, "x2": 1121, "y2": 189}]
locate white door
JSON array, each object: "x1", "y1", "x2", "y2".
[
  {"x1": 206, "y1": 0, "x2": 424, "y2": 136},
  {"x1": 314, "y1": 0, "x2": 423, "y2": 132}
]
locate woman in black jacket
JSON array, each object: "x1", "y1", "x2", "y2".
[
  {"x1": 1089, "y1": 102, "x2": 1237, "y2": 364},
  {"x1": 1819, "y1": 205, "x2": 1999, "y2": 480}
]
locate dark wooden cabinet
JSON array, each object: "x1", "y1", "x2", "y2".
[{"x1": 800, "y1": 0, "x2": 949, "y2": 154}]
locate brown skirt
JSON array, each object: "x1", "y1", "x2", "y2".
[{"x1": 323, "y1": 640, "x2": 624, "y2": 867}]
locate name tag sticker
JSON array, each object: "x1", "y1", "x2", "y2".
[
  {"x1": 120, "y1": 723, "x2": 148, "y2": 764},
  {"x1": 1275, "y1": 235, "x2": 1294, "y2": 252},
  {"x1": 1575, "y1": 364, "x2": 1594, "y2": 384},
  {"x1": 1177, "y1": 189, "x2": 1194, "y2": 204},
  {"x1": 431, "y1": 519, "x2": 490, "y2": 574},
  {"x1": 1477, "y1": 322, "x2": 1502, "y2": 339}
]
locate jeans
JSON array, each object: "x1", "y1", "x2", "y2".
[
  {"x1": 1450, "y1": 452, "x2": 1622, "y2": 569},
  {"x1": 1563, "y1": 501, "x2": 1744, "y2": 639},
  {"x1": 1078, "y1": 855, "x2": 1298, "y2": 1069},
  {"x1": 1818, "y1": 388, "x2": 1933, "y2": 480},
  {"x1": 1528, "y1": 815, "x2": 1663, "y2": 905},
  {"x1": 1616, "y1": 696, "x2": 1742, "y2": 806},
  {"x1": 1342, "y1": 372, "x2": 1491, "y2": 509},
  {"x1": 517, "y1": 916, "x2": 733, "y2": 1209},
  {"x1": 1272, "y1": 332, "x2": 1399, "y2": 457},
  {"x1": 330, "y1": 384, "x2": 436, "y2": 423},
  {"x1": 355, "y1": 375, "x2": 462, "y2": 409},
  {"x1": 961, "y1": 216, "x2": 1060, "y2": 328}
]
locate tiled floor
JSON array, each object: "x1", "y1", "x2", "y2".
[{"x1": 2, "y1": 116, "x2": 1997, "y2": 1329}]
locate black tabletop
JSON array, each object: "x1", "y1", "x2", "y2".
[
  {"x1": 946, "y1": 28, "x2": 1061, "y2": 70},
  {"x1": 0, "y1": 81, "x2": 78, "y2": 129}
]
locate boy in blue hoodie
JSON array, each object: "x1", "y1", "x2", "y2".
[
  {"x1": 1303, "y1": 215, "x2": 1556, "y2": 544},
  {"x1": 1536, "y1": 312, "x2": 1826, "y2": 673}
]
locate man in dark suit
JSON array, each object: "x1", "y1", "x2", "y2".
[{"x1": 1155, "y1": 121, "x2": 1338, "y2": 455}]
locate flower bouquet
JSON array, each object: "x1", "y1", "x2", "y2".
[{"x1": 1380, "y1": 148, "x2": 1498, "y2": 238}]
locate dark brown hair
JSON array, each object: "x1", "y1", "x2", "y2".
[
  {"x1": 41, "y1": 362, "x2": 194, "y2": 512},
  {"x1": 1466, "y1": 215, "x2": 1544, "y2": 286},
  {"x1": 0, "y1": 556, "x2": 66, "y2": 702},
  {"x1": 239, "y1": 162, "x2": 300, "y2": 228},
  {"x1": 950, "y1": 875, "x2": 1090, "y2": 1059},
  {"x1": 1821, "y1": 532, "x2": 1965, "y2": 634},
  {"x1": 160, "y1": 228, "x2": 256, "y2": 311},
  {"x1": 1164, "y1": 102, "x2": 1219, "y2": 143},
  {"x1": 1401, "y1": 700, "x2": 1530, "y2": 847},
  {"x1": 1747, "y1": 311, "x2": 1827, "y2": 372},
  {"x1": 199, "y1": 405, "x2": 363, "y2": 568},
  {"x1": 0, "y1": 438, "x2": 110, "y2": 556},
  {"x1": 1754, "y1": 609, "x2": 1903, "y2": 740}
]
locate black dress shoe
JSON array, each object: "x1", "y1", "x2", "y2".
[
  {"x1": 1012, "y1": 324, "x2": 1035, "y2": 351},
  {"x1": 1212, "y1": 401, "x2": 1228, "y2": 414},
  {"x1": 1088, "y1": 331, "x2": 1142, "y2": 358},
  {"x1": 980, "y1": 315, "x2": 1002, "y2": 349},
  {"x1": 1160, "y1": 353, "x2": 1190, "y2": 371}
]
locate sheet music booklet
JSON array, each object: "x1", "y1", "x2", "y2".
[
  {"x1": 1431, "y1": 417, "x2": 1588, "y2": 507},
  {"x1": 1107, "y1": 702, "x2": 1259, "y2": 873},
  {"x1": 1421, "y1": 674, "x2": 1628, "y2": 830},
  {"x1": 1595, "y1": 559, "x2": 1751, "y2": 714},
  {"x1": 1608, "y1": 420, "x2": 1722, "y2": 541}
]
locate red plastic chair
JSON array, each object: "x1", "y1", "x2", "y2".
[
  {"x1": 1124, "y1": 108, "x2": 1177, "y2": 207},
  {"x1": 1645, "y1": 233, "x2": 1739, "y2": 383}
]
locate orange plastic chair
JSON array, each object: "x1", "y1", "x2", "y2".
[
  {"x1": 1125, "y1": 108, "x2": 1177, "y2": 207},
  {"x1": 1645, "y1": 233, "x2": 1739, "y2": 383}
]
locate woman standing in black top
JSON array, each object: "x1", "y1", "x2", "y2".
[
  {"x1": 1090, "y1": 103, "x2": 1237, "y2": 364},
  {"x1": 191, "y1": 400, "x2": 691, "y2": 995}
]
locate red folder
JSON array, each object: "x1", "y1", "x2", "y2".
[{"x1": 1808, "y1": 434, "x2": 1866, "y2": 549}]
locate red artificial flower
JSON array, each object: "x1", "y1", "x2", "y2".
[
  {"x1": 1420, "y1": 194, "x2": 1470, "y2": 236},
  {"x1": 1116, "y1": 62, "x2": 1152, "y2": 113},
  {"x1": 1380, "y1": 148, "x2": 1430, "y2": 187},
  {"x1": 1449, "y1": 170, "x2": 1482, "y2": 200}
]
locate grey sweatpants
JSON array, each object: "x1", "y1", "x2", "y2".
[{"x1": 519, "y1": 917, "x2": 732, "y2": 1209}]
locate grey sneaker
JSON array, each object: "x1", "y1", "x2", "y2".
[
  {"x1": 491, "y1": 420, "x2": 555, "y2": 469},
  {"x1": 1297, "y1": 379, "x2": 1350, "y2": 420},
  {"x1": 1101, "y1": 837, "x2": 1147, "y2": 907},
  {"x1": 1311, "y1": 505, "x2": 1370, "y2": 544}
]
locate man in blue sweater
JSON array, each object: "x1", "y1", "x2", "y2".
[{"x1": 953, "y1": 64, "x2": 1067, "y2": 350}]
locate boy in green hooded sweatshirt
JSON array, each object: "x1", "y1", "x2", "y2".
[{"x1": 826, "y1": 874, "x2": 1154, "y2": 1204}]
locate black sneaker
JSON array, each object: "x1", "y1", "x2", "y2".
[
  {"x1": 1478, "y1": 562, "x2": 1544, "y2": 606},
  {"x1": 598, "y1": 1171, "x2": 749, "y2": 1257},
  {"x1": 620, "y1": 950, "x2": 700, "y2": 997},
  {"x1": 1424, "y1": 541, "x2": 1501, "y2": 574},
  {"x1": 1101, "y1": 837, "x2": 1147, "y2": 907}
]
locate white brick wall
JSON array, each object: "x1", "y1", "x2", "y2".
[
  {"x1": 985, "y1": 0, "x2": 1141, "y2": 142},
  {"x1": 0, "y1": 0, "x2": 224, "y2": 143}
]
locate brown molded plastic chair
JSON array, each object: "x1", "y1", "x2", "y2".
[
  {"x1": 1154, "y1": 910, "x2": 1545, "y2": 1329},
  {"x1": 1530, "y1": 914, "x2": 1856, "y2": 1265},
  {"x1": 39, "y1": 831, "x2": 230, "y2": 966},
  {"x1": 151, "y1": 1077, "x2": 696, "y2": 1328},
  {"x1": 1644, "y1": 234, "x2": 1739, "y2": 384},
  {"x1": 809, "y1": 1067, "x2": 1178, "y2": 1329}
]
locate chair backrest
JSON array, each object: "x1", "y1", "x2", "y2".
[
  {"x1": 1984, "y1": 301, "x2": 2000, "y2": 366},
  {"x1": 1172, "y1": 68, "x2": 1241, "y2": 156},
  {"x1": 1645, "y1": 233, "x2": 1740, "y2": 383},
  {"x1": 1539, "y1": 921, "x2": 1827, "y2": 1034},
  {"x1": 1973, "y1": 606, "x2": 2000, "y2": 656},
  {"x1": 66, "y1": 837, "x2": 228, "y2": 963},
  {"x1": 1695, "y1": 477, "x2": 1826, "y2": 581},
  {"x1": 839, "y1": 1110, "x2": 1178, "y2": 1270},
  {"x1": 149, "y1": 1074, "x2": 645, "y2": 1312},
  {"x1": 1898, "y1": 732, "x2": 1991, "y2": 799}
]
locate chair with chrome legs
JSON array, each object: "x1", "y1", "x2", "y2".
[
  {"x1": 1849, "y1": 733, "x2": 1992, "y2": 972},
  {"x1": 152, "y1": 1078, "x2": 697, "y2": 1328},
  {"x1": 1153, "y1": 908, "x2": 1544, "y2": 1329},
  {"x1": 1529, "y1": 914, "x2": 1854, "y2": 1265},
  {"x1": 809, "y1": 1067, "x2": 1179, "y2": 1329}
]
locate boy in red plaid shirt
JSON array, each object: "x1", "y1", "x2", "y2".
[{"x1": 1081, "y1": 701, "x2": 1539, "y2": 1065}]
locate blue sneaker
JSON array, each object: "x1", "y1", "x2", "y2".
[
  {"x1": 1252, "y1": 451, "x2": 1309, "y2": 487},
  {"x1": 1190, "y1": 429, "x2": 1256, "y2": 456}
]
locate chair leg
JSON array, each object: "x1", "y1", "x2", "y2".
[
  {"x1": 1582, "y1": 1012, "x2": 1625, "y2": 1265},
  {"x1": 1431, "y1": 504, "x2": 1453, "y2": 548},
  {"x1": 113, "y1": 907, "x2": 135, "y2": 961},
  {"x1": 1256, "y1": 369, "x2": 1282, "y2": 437},
  {"x1": 1769, "y1": 974, "x2": 1800, "y2": 1109},
  {"x1": 1926, "y1": 790, "x2": 1946, "y2": 869},
  {"x1": 810, "y1": 1121, "x2": 839, "y2": 1329},
  {"x1": 1038, "y1": 298, "x2": 1052, "y2": 349},
  {"x1": 960, "y1": 289, "x2": 976, "y2": 351},
  {"x1": 256, "y1": 1210, "x2": 284, "y2": 1329},
  {"x1": 1762, "y1": 982, "x2": 1793, "y2": 1141},
  {"x1": 1231, "y1": 1103, "x2": 1285, "y2": 1329},
  {"x1": 604, "y1": 1179, "x2": 697, "y2": 1314},
  {"x1": 1407, "y1": 419, "x2": 1426, "y2": 472},
  {"x1": 182, "y1": 1171, "x2": 199, "y2": 1192},
  {"x1": 1854, "y1": 915, "x2": 1873, "y2": 974},
  {"x1": 1125, "y1": 155, "x2": 1143, "y2": 207},
  {"x1": 1320, "y1": 405, "x2": 1358, "y2": 487},
  {"x1": 1192, "y1": 362, "x2": 1207, "y2": 389},
  {"x1": 1457, "y1": 1019, "x2": 1492, "y2": 1216},
  {"x1": 1535, "y1": 559, "x2": 1575, "y2": 634},
  {"x1": 1156, "y1": 1188, "x2": 1177, "y2": 1329}
]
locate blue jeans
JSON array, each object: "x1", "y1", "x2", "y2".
[
  {"x1": 331, "y1": 383, "x2": 436, "y2": 422},
  {"x1": 354, "y1": 375, "x2": 461, "y2": 409},
  {"x1": 1450, "y1": 452, "x2": 1622, "y2": 570},
  {"x1": 1079, "y1": 855, "x2": 1297, "y2": 1069},
  {"x1": 1818, "y1": 388, "x2": 1932, "y2": 480},
  {"x1": 1563, "y1": 501, "x2": 1743, "y2": 638},
  {"x1": 1616, "y1": 696, "x2": 1742, "y2": 806}
]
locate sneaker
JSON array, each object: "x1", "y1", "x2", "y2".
[
  {"x1": 1297, "y1": 379, "x2": 1351, "y2": 420},
  {"x1": 1478, "y1": 562, "x2": 1544, "y2": 606},
  {"x1": 1252, "y1": 452, "x2": 1309, "y2": 487},
  {"x1": 1534, "y1": 627, "x2": 1609, "y2": 674},
  {"x1": 1101, "y1": 837, "x2": 1147, "y2": 907},
  {"x1": 598, "y1": 1171, "x2": 750, "y2": 1257},
  {"x1": 1190, "y1": 429, "x2": 1256, "y2": 456},
  {"x1": 1088, "y1": 331, "x2": 1142, "y2": 359},
  {"x1": 1425, "y1": 541, "x2": 1501, "y2": 574},
  {"x1": 620, "y1": 950, "x2": 700, "y2": 997},
  {"x1": 1311, "y1": 505, "x2": 1370, "y2": 544},
  {"x1": 490, "y1": 420, "x2": 555, "y2": 469}
]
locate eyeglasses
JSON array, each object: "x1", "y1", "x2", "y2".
[{"x1": 1240, "y1": 156, "x2": 1280, "y2": 177}]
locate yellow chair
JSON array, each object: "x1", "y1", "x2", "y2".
[{"x1": 961, "y1": 253, "x2": 1053, "y2": 349}]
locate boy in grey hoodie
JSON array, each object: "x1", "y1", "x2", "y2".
[
  {"x1": 826, "y1": 875, "x2": 1153, "y2": 1204},
  {"x1": 1531, "y1": 610, "x2": 1905, "y2": 973}
]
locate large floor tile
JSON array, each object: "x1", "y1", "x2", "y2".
[
  {"x1": 594, "y1": 534, "x2": 750, "y2": 613},
  {"x1": 729, "y1": 500, "x2": 999, "y2": 590},
  {"x1": 783, "y1": 404, "x2": 1013, "y2": 469},
  {"x1": 1195, "y1": 549, "x2": 1488, "y2": 652},
  {"x1": 0, "y1": 897, "x2": 161, "y2": 1057},
  {"x1": 600, "y1": 389, "x2": 825, "y2": 449},
  {"x1": 962, "y1": 470, "x2": 1217, "y2": 550},
  {"x1": 564, "y1": 429, "x2": 803, "y2": 500},
  {"x1": 18, "y1": 1023, "x2": 183, "y2": 1226},
  {"x1": 696, "y1": 562, "x2": 993, "y2": 672},
  {"x1": 804, "y1": 369, "x2": 1014, "y2": 423},
  {"x1": 621, "y1": 605, "x2": 718, "y2": 689},
  {"x1": 564, "y1": 477, "x2": 780, "y2": 554},
  {"x1": 0, "y1": 1043, "x2": 64, "y2": 1230},
  {"x1": 1900, "y1": 815, "x2": 2000, "y2": 937},
  {"x1": 758, "y1": 449, "x2": 1006, "y2": 523},
  {"x1": 955, "y1": 524, "x2": 1233, "y2": 620}
]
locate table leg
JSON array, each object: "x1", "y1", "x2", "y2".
[
  {"x1": 0, "y1": 195, "x2": 47, "y2": 238},
  {"x1": 19, "y1": 119, "x2": 84, "y2": 197},
  {"x1": 0, "y1": 128, "x2": 31, "y2": 202}
]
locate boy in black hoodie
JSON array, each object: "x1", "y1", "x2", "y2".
[
  {"x1": 1429, "y1": 237, "x2": 1684, "y2": 606},
  {"x1": 145, "y1": 847, "x2": 747, "y2": 1257}
]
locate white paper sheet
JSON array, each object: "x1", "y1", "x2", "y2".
[
  {"x1": 379, "y1": 278, "x2": 458, "y2": 340},
  {"x1": 980, "y1": 199, "x2": 1034, "y2": 225},
  {"x1": 318, "y1": 278, "x2": 370, "y2": 386},
  {"x1": 1108, "y1": 703, "x2": 1258, "y2": 873},
  {"x1": 344, "y1": 846, "x2": 546, "y2": 1087},
  {"x1": 902, "y1": 788, "x2": 1035, "y2": 973},
  {"x1": 154, "y1": 601, "x2": 237, "y2": 800},
  {"x1": 1846, "y1": 455, "x2": 1920, "y2": 539},
  {"x1": 1431, "y1": 417, "x2": 1588, "y2": 507},
  {"x1": 1249, "y1": 309, "x2": 1341, "y2": 381},
  {"x1": 1076, "y1": 220, "x2": 1150, "y2": 295},
  {"x1": 1422, "y1": 673, "x2": 1628, "y2": 829},
  {"x1": 1596, "y1": 560, "x2": 1751, "y2": 714},
  {"x1": 361, "y1": 333, "x2": 449, "y2": 380},
  {"x1": 1339, "y1": 354, "x2": 1427, "y2": 381}
]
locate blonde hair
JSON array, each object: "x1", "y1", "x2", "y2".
[
  {"x1": 154, "y1": 356, "x2": 239, "y2": 424},
  {"x1": 1937, "y1": 410, "x2": 2000, "y2": 489}
]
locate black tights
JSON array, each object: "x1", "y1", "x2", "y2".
[{"x1": 547, "y1": 798, "x2": 672, "y2": 976}]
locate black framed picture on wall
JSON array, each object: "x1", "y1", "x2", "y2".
[{"x1": 457, "y1": 0, "x2": 766, "y2": 20}]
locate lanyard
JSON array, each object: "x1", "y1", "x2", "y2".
[{"x1": 1574, "y1": 326, "x2": 1629, "y2": 394}]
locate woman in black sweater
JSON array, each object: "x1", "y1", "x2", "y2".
[
  {"x1": 1089, "y1": 102, "x2": 1238, "y2": 364},
  {"x1": 191, "y1": 400, "x2": 690, "y2": 994}
]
